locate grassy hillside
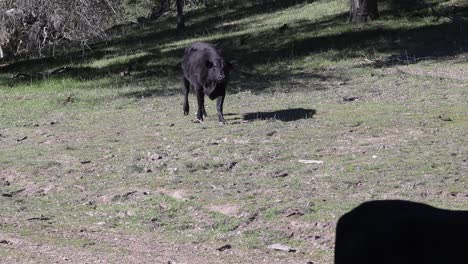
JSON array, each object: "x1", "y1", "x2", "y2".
[{"x1": 0, "y1": 0, "x2": 467, "y2": 263}]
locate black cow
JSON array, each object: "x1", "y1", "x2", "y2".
[
  {"x1": 335, "y1": 200, "x2": 468, "y2": 264},
  {"x1": 182, "y1": 42, "x2": 233, "y2": 124}
]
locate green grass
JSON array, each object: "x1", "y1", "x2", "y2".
[{"x1": 1, "y1": 0, "x2": 467, "y2": 263}]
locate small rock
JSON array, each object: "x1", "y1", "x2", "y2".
[
  {"x1": 266, "y1": 131, "x2": 277, "y2": 137},
  {"x1": 16, "y1": 136, "x2": 28, "y2": 142},
  {"x1": 226, "y1": 161, "x2": 238, "y2": 171},
  {"x1": 298, "y1": 160, "x2": 324, "y2": 165},
  {"x1": 80, "y1": 160, "x2": 91, "y2": 164},
  {"x1": 0, "y1": 240, "x2": 12, "y2": 245},
  {"x1": 82, "y1": 242, "x2": 95, "y2": 248},
  {"x1": 216, "y1": 244, "x2": 232, "y2": 252},
  {"x1": 438, "y1": 116, "x2": 452, "y2": 121},
  {"x1": 27, "y1": 216, "x2": 51, "y2": 221},
  {"x1": 272, "y1": 172, "x2": 289, "y2": 178},
  {"x1": 343, "y1": 96, "x2": 358, "y2": 102},
  {"x1": 104, "y1": 154, "x2": 115, "y2": 159},
  {"x1": 149, "y1": 153, "x2": 162, "y2": 161},
  {"x1": 0, "y1": 178, "x2": 10, "y2": 187},
  {"x1": 268, "y1": 243, "x2": 296, "y2": 252},
  {"x1": 64, "y1": 96, "x2": 74, "y2": 105},
  {"x1": 284, "y1": 208, "x2": 304, "y2": 217},
  {"x1": 350, "y1": 121, "x2": 363, "y2": 127},
  {"x1": 169, "y1": 123, "x2": 175, "y2": 127}
]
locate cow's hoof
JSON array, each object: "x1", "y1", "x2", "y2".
[
  {"x1": 192, "y1": 118, "x2": 203, "y2": 123},
  {"x1": 184, "y1": 111, "x2": 189, "y2": 116},
  {"x1": 219, "y1": 121, "x2": 227, "y2": 125}
]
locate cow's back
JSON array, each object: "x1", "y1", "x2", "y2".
[{"x1": 335, "y1": 200, "x2": 468, "y2": 264}]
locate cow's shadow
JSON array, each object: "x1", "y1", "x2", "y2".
[
  {"x1": 243, "y1": 108, "x2": 316, "y2": 122},
  {"x1": 335, "y1": 200, "x2": 468, "y2": 264}
]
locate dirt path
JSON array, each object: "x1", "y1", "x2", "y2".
[{"x1": 1, "y1": 230, "x2": 313, "y2": 264}]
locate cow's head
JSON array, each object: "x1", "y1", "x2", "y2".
[{"x1": 206, "y1": 58, "x2": 233, "y2": 82}]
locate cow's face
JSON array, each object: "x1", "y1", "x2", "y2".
[{"x1": 206, "y1": 58, "x2": 233, "y2": 82}]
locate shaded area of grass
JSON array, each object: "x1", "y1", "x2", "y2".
[
  {"x1": 1, "y1": 0, "x2": 466, "y2": 95},
  {"x1": 243, "y1": 108, "x2": 316, "y2": 122}
]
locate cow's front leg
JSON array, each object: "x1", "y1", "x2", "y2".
[
  {"x1": 182, "y1": 77, "x2": 190, "y2": 115},
  {"x1": 202, "y1": 105, "x2": 207, "y2": 117},
  {"x1": 195, "y1": 88, "x2": 205, "y2": 122},
  {"x1": 216, "y1": 94, "x2": 226, "y2": 124}
]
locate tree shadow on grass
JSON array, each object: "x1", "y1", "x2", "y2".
[
  {"x1": 243, "y1": 108, "x2": 316, "y2": 122},
  {"x1": 121, "y1": 88, "x2": 180, "y2": 98},
  {"x1": 1, "y1": 0, "x2": 466, "y2": 94}
]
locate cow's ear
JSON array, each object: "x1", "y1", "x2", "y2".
[
  {"x1": 226, "y1": 61, "x2": 234, "y2": 72},
  {"x1": 206, "y1": 60, "x2": 213, "y2": 68}
]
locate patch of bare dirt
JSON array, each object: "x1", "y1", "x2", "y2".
[
  {"x1": 158, "y1": 189, "x2": 190, "y2": 201},
  {"x1": 207, "y1": 204, "x2": 242, "y2": 217},
  {"x1": 1, "y1": 228, "x2": 314, "y2": 264}
]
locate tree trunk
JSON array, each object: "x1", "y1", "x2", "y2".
[
  {"x1": 349, "y1": 0, "x2": 378, "y2": 22},
  {"x1": 176, "y1": 0, "x2": 185, "y2": 32}
]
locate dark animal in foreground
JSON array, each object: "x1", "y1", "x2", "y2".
[
  {"x1": 335, "y1": 200, "x2": 468, "y2": 264},
  {"x1": 181, "y1": 42, "x2": 233, "y2": 124}
]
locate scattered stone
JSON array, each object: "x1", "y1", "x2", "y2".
[
  {"x1": 226, "y1": 161, "x2": 238, "y2": 171},
  {"x1": 0, "y1": 178, "x2": 10, "y2": 187},
  {"x1": 169, "y1": 123, "x2": 175, "y2": 127},
  {"x1": 284, "y1": 208, "x2": 305, "y2": 217},
  {"x1": 16, "y1": 136, "x2": 28, "y2": 142},
  {"x1": 27, "y1": 216, "x2": 51, "y2": 221},
  {"x1": 272, "y1": 172, "x2": 289, "y2": 178},
  {"x1": 64, "y1": 96, "x2": 74, "y2": 105},
  {"x1": 82, "y1": 241, "x2": 96, "y2": 248},
  {"x1": 350, "y1": 121, "x2": 363, "y2": 127},
  {"x1": 148, "y1": 153, "x2": 162, "y2": 161},
  {"x1": 216, "y1": 244, "x2": 232, "y2": 252},
  {"x1": 268, "y1": 243, "x2": 296, "y2": 252},
  {"x1": 104, "y1": 154, "x2": 115, "y2": 159},
  {"x1": 266, "y1": 131, "x2": 277, "y2": 137},
  {"x1": 80, "y1": 160, "x2": 91, "y2": 164},
  {"x1": 343, "y1": 96, "x2": 358, "y2": 102},
  {"x1": 438, "y1": 116, "x2": 452, "y2": 121},
  {"x1": 298, "y1": 160, "x2": 324, "y2": 165},
  {"x1": 2, "y1": 188, "x2": 25, "y2": 197},
  {"x1": 111, "y1": 191, "x2": 137, "y2": 202},
  {"x1": 0, "y1": 240, "x2": 12, "y2": 245}
]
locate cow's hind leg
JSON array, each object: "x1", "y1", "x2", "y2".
[{"x1": 182, "y1": 77, "x2": 190, "y2": 115}]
